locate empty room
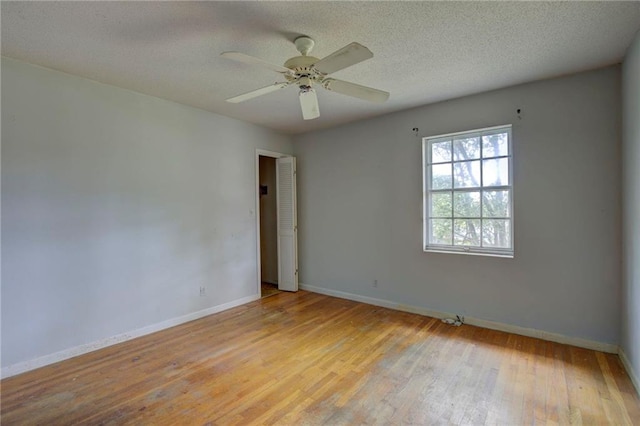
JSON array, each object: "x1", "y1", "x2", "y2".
[{"x1": 2, "y1": 1, "x2": 640, "y2": 424}]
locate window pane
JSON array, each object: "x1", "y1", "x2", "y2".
[
  {"x1": 453, "y1": 219, "x2": 481, "y2": 246},
  {"x1": 453, "y1": 137, "x2": 480, "y2": 160},
  {"x1": 454, "y1": 191, "x2": 480, "y2": 217},
  {"x1": 425, "y1": 126, "x2": 512, "y2": 254},
  {"x1": 482, "y1": 190, "x2": 510, "y2": 217},
  {"x1": 453, "y1": 160, "x2": 481, "y2": 188},
  {"x1": 482, "y1": 133, "x2": 509, "y2": 158},
  {"x1": 482, "y1": 219, "x2": 511, "y2": 248},
  {"x1": 431, "y1": 141, "x2": 451, "y2": 163},
  {"x1": 482, "y1": 158, "x2": 509, "y2": 186},
  {"x1": 431, "y1": 192, "x2": 452, "y2": 217},
  {"x1": 431, "y1": 164, "x2": 452, "y2": 189},
  {"x1": 430, "y1": 219, "x2": 452, "y2": 245}
]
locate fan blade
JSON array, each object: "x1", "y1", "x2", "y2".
[
  {"x1": 221, "y1": 51, "x2": 293, "y2": 75},
  {"x1": 299, "y1": 89, "x2": 320, "y2": 120},
  {"x1": 322, "y1": 78, "x2": 389, "y2": 103},
  {"x1": 226, "y1": 82, "x2": 291, "y2": 103},
  {"x1": 312, "y1": 42, "x2": 373, "y2": 75}
]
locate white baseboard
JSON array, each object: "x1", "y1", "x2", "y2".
[
  {"x1": 4, "y1": 286, "x2": 629, "y2": 387},
  {"x1": 619, "y1": 349, "x2": 640, "y2": 396},
  {"x1": 299, "y1": 283, "x2": 618, "y2": 354},
  {"x1": 1, "y1": 294, "x2": 260, "y2": 379}
]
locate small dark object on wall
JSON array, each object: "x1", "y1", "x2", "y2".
[{"x1": 260, "y1": 185, "x2": 268, "y2": 196}]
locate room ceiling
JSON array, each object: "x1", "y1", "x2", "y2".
[{"x1": 2, "y1": 1, "x2": 639, "y2": 135}]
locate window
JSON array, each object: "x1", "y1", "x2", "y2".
[{"x1": 423, "y1": 125, "x2": 513, "y2": 257}]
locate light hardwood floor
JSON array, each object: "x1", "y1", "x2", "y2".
[{"x1": 2, "y1": 291, "x2": 639, "y2": 425}]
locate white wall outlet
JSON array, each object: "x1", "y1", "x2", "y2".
[
  {"x1": 373, "y1": 279, "x2": 378, "y2": 288},
  {"x1": 199, "y1": 286, "x2": 206, "y2": 296}
]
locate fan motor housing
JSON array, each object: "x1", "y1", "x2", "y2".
[
  {"x1": 284, "y1": 56, "x2": 324, "y2": 84},
  {"x1": 284, "y1": 55, "x2": 319, "y2": 70}
]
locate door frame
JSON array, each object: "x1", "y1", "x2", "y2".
[{"x1": 255, "y1": 149, "x2": 293, "y2": 296}]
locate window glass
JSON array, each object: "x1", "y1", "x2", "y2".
[
  {"x1": 482, "y1": 133, "x2": 509, "y2": 158},
  {"x1": 423, "y1": 125, "x2": 513, "y2": 256}
]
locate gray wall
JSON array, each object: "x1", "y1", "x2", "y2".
[
  {"x1": 1, "y1": 58, "x2": 293, "y2": 367},
  {"x1": 294, "y1": 66, "x2": 622, "y2": 345},
  {"x1": 622, "y1": 30, "x2": 640, "y2": 385}
]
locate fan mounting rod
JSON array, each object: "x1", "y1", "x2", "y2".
[{"x1": 294, "y1": 36, "x2": 315, "y2": 56}]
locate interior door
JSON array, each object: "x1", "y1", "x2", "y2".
[{"x1": 276, "y1": 156, "x2": 298, "y2": 291}]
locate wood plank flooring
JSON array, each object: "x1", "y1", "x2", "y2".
[
  {"x1": 2, "y1": 290, "x2": 639, "y2": 425},
  {"x1": 260, "y1": 281, "x2": 281, "y2": 299}
]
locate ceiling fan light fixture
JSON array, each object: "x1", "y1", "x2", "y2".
[
  {"x1": 299, "y1": 88, "x2": 320, "y2": 120},
  {"x1": 298, "y1": 76, "x2": 312, "y2": 90}
]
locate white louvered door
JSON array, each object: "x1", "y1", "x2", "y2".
[{"x1": 276, "y1": 157, "x2": 298, "y2": 291}]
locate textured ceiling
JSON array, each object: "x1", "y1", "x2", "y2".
[{"x1": 2, "y1": 1, "x2": 639, "y2": 134}]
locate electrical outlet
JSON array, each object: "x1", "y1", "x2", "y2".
[
  {"x1": 199, "y1": 286, "x2": 206, "y2": 296},
  {"x1": 373, "y1": 279, "x2": 378, "y2": 288}
]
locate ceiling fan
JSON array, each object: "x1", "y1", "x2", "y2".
[{"x1": 221, "y1": 36, "x2": 389, "y2": 120}]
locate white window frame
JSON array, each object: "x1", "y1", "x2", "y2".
[{"x1": 422, "y1": 124, "x2": 514, "y2": 257}]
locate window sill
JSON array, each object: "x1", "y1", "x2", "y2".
[{"x1": 424, "y1": 248, "x2": 514, "y2": 259}]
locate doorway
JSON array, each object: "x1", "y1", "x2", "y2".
[
  {"x1": 255, "y1": 150, "x2": 298, "y2": 298},
  {"x1": 258, "y1": 156, "x2": 279, "y2": 298}
]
